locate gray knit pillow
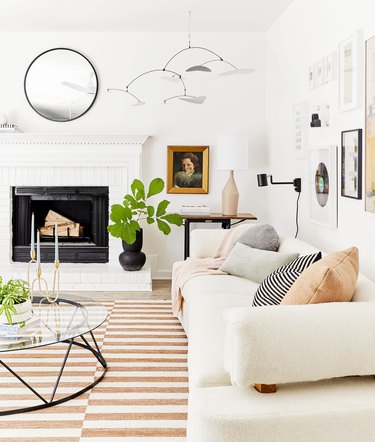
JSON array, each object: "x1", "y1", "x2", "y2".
[
  {"x1": 220, "y1": 243, "x2": 299, "y2": 284},
  {"x1": 236, "y1": 224, "x2": 279, "y2": 252}
]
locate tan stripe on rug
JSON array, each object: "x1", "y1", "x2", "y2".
[{"x1": 0, "y1": 299, "x2": 188, "y2": 441}]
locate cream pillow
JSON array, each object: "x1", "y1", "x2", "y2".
[
  {"x1": 281, "y1": 246, "x2": 359, "y2": 305},
  {"x1": 220, "y1": 242, "x2": 299, "y2": 283}
]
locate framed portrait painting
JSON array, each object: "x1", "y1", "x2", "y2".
[
  {"x1": 341, "y1": 129, "x2": 362, "y2": 199},
  {"x1": 167, "y1": 145, "x2": 209, "y2": 194}
]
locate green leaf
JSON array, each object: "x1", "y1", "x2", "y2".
[
  {"x1": 5, "y1": 309, "x2": 12, "y2": 325},
  {"x1": 122, "y1": 220, "x2": 141, "y2": 244},
  {"x1": 156, "y1": 200, "x2": 170, "y2": 217},
  {"x1": 110, "y1": 204, "x2": 129, "y2": 223},
  {"x1": 108, "y1": 224, "x2": 123, "y2": 238},
  {"x1": 161, "y1": 213, "x2": 184, "y2": 226},
  {"x1": 124, "y1": 194, "x2": 137, "y2": 208},
  {"x1": 147, "y1": 217, "x2": 155, "y2": 224},
  {"x1": 147, "y1": 206, "x2": 155, "y2": 217},
  {"x1": 131, "y1": 179, "x2": 145, "y2": 201},
  {"x1": 157, "y1": 219, "x2": 171, "y2": 235},
  {"x1": 147, "y1": 178, "x2": 164, "y2": 198}
]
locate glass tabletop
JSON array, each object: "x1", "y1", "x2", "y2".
[{"x1": 0, "y1": 295, "x2": 107, "y2": 353}]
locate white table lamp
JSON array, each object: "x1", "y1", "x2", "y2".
[{"x1": 217, "y1": 135, "x2": 249, "y2": 215}]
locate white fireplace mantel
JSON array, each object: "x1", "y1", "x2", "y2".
[
  {"x1": 0, "y1": 133, "x2": 152, "y2": 291},
  {"x1": 0, "y1": 134, "x2": 149, "y2": 167}
]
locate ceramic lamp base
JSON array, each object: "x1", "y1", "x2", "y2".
[{"x1": 222, "y1": 170, "x2": 239, "y2": 216}]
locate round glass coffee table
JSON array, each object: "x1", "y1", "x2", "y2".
[{"x1": 0, "y1": 295, "x2": 107, "y2": 415}]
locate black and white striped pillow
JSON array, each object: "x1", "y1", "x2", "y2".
[{"x1": 252, "y1": 252, "x2": 322, "y2": 307}]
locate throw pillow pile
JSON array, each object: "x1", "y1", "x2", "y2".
[
  {"x1": 281, "y1": 246, "x2": 358, "y2": 304},
  {"x1": 252, "y1": 252, "x2": 322, "y2": 306}
]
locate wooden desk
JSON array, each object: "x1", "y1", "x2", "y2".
[{"x1": 182, "y1": 212, "x2": 257, "y2": 259}]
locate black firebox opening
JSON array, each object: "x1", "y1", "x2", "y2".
[{"x1": 12, "y1": 186, "x2": 109, "y2": 263}]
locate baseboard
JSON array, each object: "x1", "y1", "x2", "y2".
[{"x1": 153, "y1": 269, "x2": 172, "y2": 279}]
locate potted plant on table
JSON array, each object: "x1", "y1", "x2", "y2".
[
  {"x1": 108, "y1": 178, "x2": 183, "y2": 271},
  {"x1": 0, "y1": 277, "x2": 32, "y2": 324}
]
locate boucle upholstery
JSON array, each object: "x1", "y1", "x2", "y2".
[
  {"x1": 188, "y1": 379, "x2": 375, "y2": 442},
  {"x1": 176, "y1": 229, "x2": 375, "y2": 442},
  {"x1": 224, "y1": 302, "x2": 375, "y2": 386}
]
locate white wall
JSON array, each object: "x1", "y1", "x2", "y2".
[
  {"x1": 0, "y1": 31, "x2": 267, "y2": 277},
  {"x1": 265, "y1": 0, "x2": 375, "y2": 280}
]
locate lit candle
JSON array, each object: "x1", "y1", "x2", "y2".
[
  {"x1": 55, "y1": 223, "x2": 59, "y2": 262},
  {"x1": 30, "y1": 213, "x2": 35, "y2": 256},
  {"x1": 36, "y1": 230, "x2": 41, "y2": 269}
]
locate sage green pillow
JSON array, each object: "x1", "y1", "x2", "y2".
[{"x1": 220, "y1": 242, "x2": 299, "y2": 283}]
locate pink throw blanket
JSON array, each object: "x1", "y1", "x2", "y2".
[{"x1": 171, "y1": 224, "x2": 251, "y2": 316}]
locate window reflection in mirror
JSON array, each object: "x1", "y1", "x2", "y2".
[{"x1": 24, "y1": 48, "x2": 98, "y2": 122}]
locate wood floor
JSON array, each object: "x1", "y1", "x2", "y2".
[{"x1": 61, "y1": 279, "x2": 172, "y2": 300}]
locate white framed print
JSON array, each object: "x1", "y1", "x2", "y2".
[
  {"x1": 316, "y1": 58, "x2": 325, "y2": 85},
  {"x1": 339, "y1": 31, "x2": 362, "y2": 111},
  {"x1": 325, "y1": 51, "x2": 337, "y2": 82},
  {"x1": 293, "y1": 101, "x2": 309, "y2": 158},
  {"x1": 308, "y1": 145, "x2": 338, "y2": 228},
  {"x1": 308, "y1": 63, "x2": 316, "y2": 89}
]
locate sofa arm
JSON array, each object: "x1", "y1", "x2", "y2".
[{"x1": 224, "y1": 302, "x2": 375, "y2": 387}]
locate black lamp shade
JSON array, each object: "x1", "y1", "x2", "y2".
[{"x1": 257, "y1": 174, "x2": 268, "y2": 187}]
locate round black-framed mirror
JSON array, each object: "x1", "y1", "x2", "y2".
[{"x1": 24, "y1": 48, "x2": 99, "y2": 122}]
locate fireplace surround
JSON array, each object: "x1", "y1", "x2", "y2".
[
  {"x1": 12, "y1": 186, "x2": 109, "y2": 263},
  {"x1": 0, "y1": 134, "x2": 151, "y2": 291}
]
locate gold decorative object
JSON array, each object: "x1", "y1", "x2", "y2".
[{"x1": 28, "y1": 253, "x2": 60, "y2": 304}]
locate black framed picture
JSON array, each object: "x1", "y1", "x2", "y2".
[{"x1": 341, "y1": 129, "x2": 362, "y2": 199}]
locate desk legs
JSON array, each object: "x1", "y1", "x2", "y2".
[
  {"x1": 183, "y1": 219, "x2": 232, "y2": 259},
  {"x1": 184, "y1": 220, "x2": 191, "y2": 260}
]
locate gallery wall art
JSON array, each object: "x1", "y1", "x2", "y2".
[
  {"x1": 365, "y1": 35, "x2": 375, "y2": 213},
  {"x1": 293, "y1": 101, "x2": 309, "y2": 158},
  {"x1": 308, "y1": 145, "x2": 338, "y2": 228},
  {"x1": 341, "y1": 129, "x2": 362, "y2": 200},
  {"x1": 167, "y1": 145, "x2": 209, "y2": 194},
  {"x1": 339, "y1": 31, "x2": 362, "y2": 111}
]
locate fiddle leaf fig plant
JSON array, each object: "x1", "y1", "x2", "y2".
[
  {"x1": 108, "y1": 178, "x2": 183, "y2": 245},
  {"x1": 0, "y1": 277, "x2": 30, "y2": 324}
]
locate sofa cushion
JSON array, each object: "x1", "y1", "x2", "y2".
[
  {"x1": 188, "y1": 379, "x2": 375, "y2": 442},
  {"x1": 236, "y1": 224, "x2": 279, "y2": 251},
  {"x1": 282, "y1": 247, "x2": 359, "y2": 305},
  {"x1": 180, "y1": 273, "x2": 259, "y2": 335},
  {"x1": 252, "y1": 252, "x2": 322, "y2": 306},
  {"x1": 186, "y1": 290, "x2": 257, "y2": 388},
  {"x1": 220, "y1": 242, "x2": 299, "y2": 283}
]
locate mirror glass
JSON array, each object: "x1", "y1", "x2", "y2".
[{"x1": 24, "y1": 48, "x2": 98, "y2": 122}]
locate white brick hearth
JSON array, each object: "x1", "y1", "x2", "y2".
[{"x1": 0, "y1": 134, "x2": 151, "y2": 291}]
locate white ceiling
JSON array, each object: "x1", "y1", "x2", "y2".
[{"x1": 0, "y1": 0, "x2": 294, "y2": 32}]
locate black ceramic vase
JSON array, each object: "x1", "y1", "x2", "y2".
[{"x1": 119, "y1": 229, "x2": 146, "y2": 271}]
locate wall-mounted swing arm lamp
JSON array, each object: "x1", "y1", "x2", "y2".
[
  {"x1": 256, "y1": 174, "x2": 301, "y2": 193},
  {"x1": 256, "y1": 174, "x2": 302, "y2": 238}
]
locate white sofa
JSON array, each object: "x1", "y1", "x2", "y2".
[{"x1": 173, "y1": 228, "x2": 375, "y2": 442}]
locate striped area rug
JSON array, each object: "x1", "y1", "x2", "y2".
[{"x1": 0, "y1": 299, "x2": 188, "y2": 441}]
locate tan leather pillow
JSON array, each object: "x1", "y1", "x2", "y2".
[{"x1": 281, "y1": 247, "x2": 359, "y2": 305}]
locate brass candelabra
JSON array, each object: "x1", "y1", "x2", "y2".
[{"x1": 28, "y1": 250, "x2": 60, "y2": 303}]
